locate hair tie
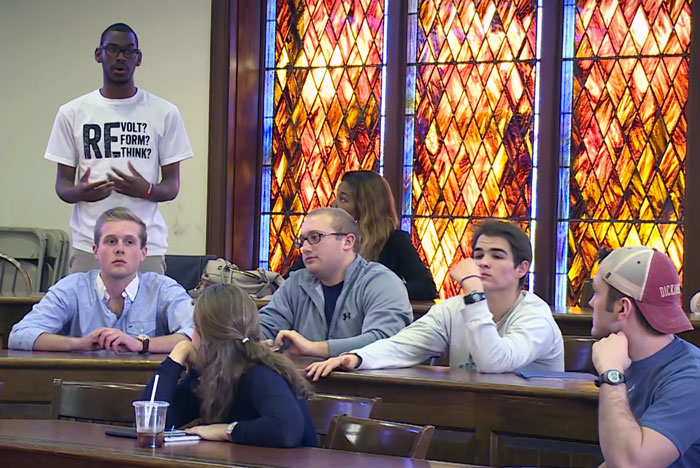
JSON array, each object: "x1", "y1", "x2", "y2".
[
  {"x1": 459, "y1": 274, "x2": 481, "y2": 284},
  {"x1": 240, "y1": 337, "x2": 250, "y2": 344}
]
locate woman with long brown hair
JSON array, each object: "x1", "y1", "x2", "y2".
[
  {"x1": 290, "y1": 170, "x2": 437, "y2": 300},
  {"x1": 142, "y1": 283, "x2": 316, "y2": 447}
]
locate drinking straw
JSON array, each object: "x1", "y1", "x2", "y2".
[
  {"x1": 146, "y1": 374, "x2": 159, "y2": 426},
  {"x1": 150, "y1": 374, "x2": 160, "y2": 403}
]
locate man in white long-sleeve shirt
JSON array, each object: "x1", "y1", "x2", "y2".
[{"x1": 306, "y1": 220, "x2": 564, "y2": 379}]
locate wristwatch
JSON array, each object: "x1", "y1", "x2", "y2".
[
  {"x1": 226, "y1": 421, "x2": 238, "y2": 441},
  {"x1": 463, "y1": 291, "x2": 486, "y2": 305},
  {"x1": 137, "y1": 335, "x2": 150, "y2": 354},
  {"x1": 595, "y1": 369, "x2": 626, "y2": 387}
]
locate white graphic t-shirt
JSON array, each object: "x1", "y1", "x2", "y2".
[{"x1": 45, "y1": 89, "x2": 193, "y2": 255}]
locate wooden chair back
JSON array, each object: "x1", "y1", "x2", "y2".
[
  {"x1": 42, "y1": 229, "x2": 69, "y2": 291},
  {"x1": 307, "y1": 393, "x2": 381, "y2": 446},
  {"x1": 51, "y1": 379, "x2": 145, "y2": 426},
  {"x1": 0, "y1": 228, "x2": 47, "y2": 294},
  {"x1": 0, "y1": 252, "x2": 33, "y2": 296},
  {"x1": 326, "y1": 415, "x2": 435, "y2": 459},
  {"x1": 564, "y1": 335, "x2": 597, "y2": 373}
]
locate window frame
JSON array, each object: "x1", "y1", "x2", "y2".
[{"x1": 206, "y1": 0, "x2": 700, "y2": 310}]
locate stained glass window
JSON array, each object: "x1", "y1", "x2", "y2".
[
  {"x1": 403, "y1": 0, "x2": 540, "y2": 298},
  {"x1": 556, "y1": 0, "x2": 691, "y2": 308},
  {"x1": 260, "y1": 0, "x2": 388, "y2": 272}
]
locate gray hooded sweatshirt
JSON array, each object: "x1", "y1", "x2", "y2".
[{"x1": 259, "y1": 255, "x2": 413, "y2": 356}]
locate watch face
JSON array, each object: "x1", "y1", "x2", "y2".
[{"x1": 596, "y1": 370, "x2": 625, "y2": 387}]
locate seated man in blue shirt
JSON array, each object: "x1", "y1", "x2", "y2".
[
  {"x1": 9, "y1": 207, "x2": 193, "y2": 352},
  {"x1": 259, "y1": 207, "x2": 412, "y2": 358},
  {"x1": 590, "y1": 246, "x2": 700, "y2": 468}
]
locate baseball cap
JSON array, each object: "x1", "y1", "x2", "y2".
[{"x1": 598, "y1": 246, "x2": 692, "y2": 334}]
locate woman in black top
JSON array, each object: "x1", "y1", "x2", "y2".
[
  {"x1": 290, "y1": 170, "x2": 438, "y2": 300},
  {"x1": 142, "y1": 283, "x2": 316, "y2": 447}
]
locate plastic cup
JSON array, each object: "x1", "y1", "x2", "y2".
[{"x1": 133, "y1": 401, "x2": 169, "y2": 448}]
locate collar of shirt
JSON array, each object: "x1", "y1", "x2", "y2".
[{"x1": 95, "y1": 274, "x2": 139, "y2": 302}]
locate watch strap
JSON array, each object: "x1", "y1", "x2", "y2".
[
  {"x1": 463, "y1": 291, "x2": 486, "y2": 305},
  {"x1": 352, "y1": 353, "x2": 363, "y2": 368},
  {"x1": 138, "y1": 336, "x2": 150, "y2": 354}
]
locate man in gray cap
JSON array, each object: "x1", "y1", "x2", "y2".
[{"x1": 590, "y1": 246, "x2": 699, "y2": 468}]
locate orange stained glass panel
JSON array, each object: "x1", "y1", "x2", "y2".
[
  {"x1": 410, "y1": 0, "x2": 537, "y2": 298},
  {"x1": 566, "y1": 0, "x2": 690, "y2": 305},
  {"x1": 267, "y1": 0, "x2": 385, "y2": 273}
]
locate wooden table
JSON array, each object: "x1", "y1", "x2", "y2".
[
  {"x1": 0, "y1": 350, "x2": 602, "y2": 467},
  {"x1": 0, "y1": 419, "x2": 482, "y2": 468},
  {"x1": 313, "y1": 365, "x2": 601, "y2": 467},
  {"x1": 0, "y1": 295, "x2": 42, "y2": 348},
  {"x1": 0, "y1": 350, "x2": 166, "y2": 418}
]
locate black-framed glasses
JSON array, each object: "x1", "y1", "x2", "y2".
[
  {"x1": 293, "y1": 232, "x2": 348, "y2": 248},
  {"x1": 101, "y1": 45, "x2": 140, "y2": 59}
]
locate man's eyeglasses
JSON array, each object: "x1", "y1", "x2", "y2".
[
  {"x1": 101, "y1": 45, "x2": 140, "y2": 59},
  {"x1": 293, "y1": 232, "x2": 348, "y2": 248}
]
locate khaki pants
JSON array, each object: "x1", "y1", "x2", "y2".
[{"x1": 69, "y1": 248, "x2": 166, "y2": 275}]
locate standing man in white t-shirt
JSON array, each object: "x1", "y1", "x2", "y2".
[{"x1": 45, "y1": 23, "x2": 193, "y2": 274}]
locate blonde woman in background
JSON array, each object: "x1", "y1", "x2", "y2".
[{"x1": 290, "y1": 170, "x2": 437, "y2": 300}]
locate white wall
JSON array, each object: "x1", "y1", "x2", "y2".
[{"x1": 0, "y1": 0, "x2": 211, "y2": 254}]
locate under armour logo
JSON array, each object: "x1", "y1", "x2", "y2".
[
  {"x1": 458, "y1": 355, "x2": 476, "y2": 370},
  {"x1": 342, "y1": 312, "x2": 351, "y2": 321}
]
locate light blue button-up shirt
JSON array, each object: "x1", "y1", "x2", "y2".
[{"x1": 9, "y1": 270, "x2": 194, "y2": 350}]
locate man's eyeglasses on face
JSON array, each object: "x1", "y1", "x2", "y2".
[
  {"x1": 101, "y1": 45, "x2": 140, "y2": 59},
  {"x1": 293, "y1": 232, "x2": 348, "y2": 248}
]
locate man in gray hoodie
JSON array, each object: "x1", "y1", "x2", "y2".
[{"x1": 259, "y1": 207, "x2": 412, "y2": 358}]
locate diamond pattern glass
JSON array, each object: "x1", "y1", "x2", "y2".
[
  {"x1": 405, "y1": 0, "x2": 538, "y2": 298},
  {"x1": 261, "y1": 0, "x2": 386, "y2": 272},
  {"x1": 559, "y1": 0, "x2": 690, "y2": 306}
]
